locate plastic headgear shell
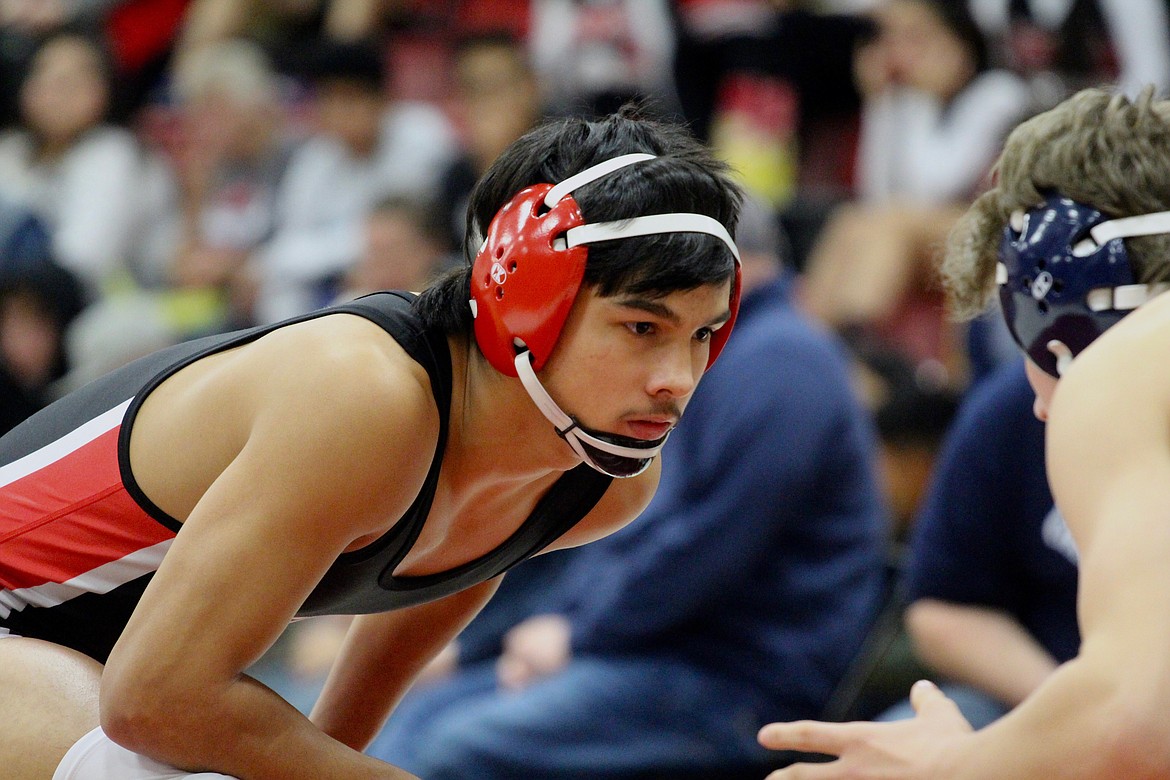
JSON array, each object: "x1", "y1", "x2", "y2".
[
  {"x1": 997, "y1": 193, "x2": 1170, "y2": 377},
  {"x1": 470, "y1": 153, "x2": 741, "y2": 377}
]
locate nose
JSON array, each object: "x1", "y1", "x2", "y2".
[
  {"x1": 1032, "y1": 393, "x2": 1049, "y2": 422},
  {"x1": 647, "y1": 343, "x2": 702, "y2": 399}
]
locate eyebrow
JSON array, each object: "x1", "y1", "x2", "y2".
[{"x1": 612, "y1": 295, "x2": 732, "y2": 327}]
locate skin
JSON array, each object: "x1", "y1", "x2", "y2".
[
  {"x1": 344, "y1": 207, "x2": 445, "y2": 296},
  {"x1": 482, "y1": 249, "x2": 781, "y2": 694},
  {"x1": 0, "y1": 280, "x2": 732, "y2": 779},
  {"x1": 315, "y1": 81, "x2": 384, "y2": 160},
  {"x1": 758, "y1": 289, "x2": 1170, "y2": 778},
  {"x1": 20, "y1": 35, "x2": 109, "y2": 161},
  {"x1": 452, "y1": 41, "x2": 542, "y2": 173},
  {"x1": 855, "y1": 0, "x2": 976, "y2": 101},
  {"x1": 904, "y1": 600, "x2": 1059, "y2": 709}
]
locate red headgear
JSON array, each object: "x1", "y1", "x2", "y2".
[{"x1": 470, "y1": 154, "x2": 741, "y2": 377}]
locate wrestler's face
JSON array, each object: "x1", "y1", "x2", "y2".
[
  {"x1": 538, "y1": 282, "x2": 733, "y2": 441},
  {"x1": 1024, "y1": 357, "x2": 1058, "y2": 422}
]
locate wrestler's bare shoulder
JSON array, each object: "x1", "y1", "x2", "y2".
[{"x1": 130, "y1": 313, "x2": 440, "y2": 524}]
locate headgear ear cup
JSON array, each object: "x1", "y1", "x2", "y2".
[
  {"x1": 470, "y1": 153, "x2": 742, "y2": 377},
  {"x1": 998, "y1": 193, "x2": 1170, "y2": 377},
  {"x1": 709, "y1": 270, "x2": 741, "y2": 366},
  {"x1": 471, "y1": 183, "x2": 589, "y2": 376}
]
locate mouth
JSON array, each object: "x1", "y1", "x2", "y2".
[{"x1": 624, "y1": 418, "x2": 677, "y2": 441}]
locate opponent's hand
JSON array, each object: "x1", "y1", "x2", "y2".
[{"x1": 758, "y1": 680, "x2": 974, "y2": 779}]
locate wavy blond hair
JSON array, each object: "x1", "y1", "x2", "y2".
[{"x1": 943, "y1": 87, "x2": 1170, "y2": 319}]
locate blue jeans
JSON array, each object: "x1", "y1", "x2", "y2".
[
  {"x1": 874, "y1": 683, "x2": 1010, "y2": 729},
  {"x1": 368, "y1": 657, "x2": 777, "y2": 779}
]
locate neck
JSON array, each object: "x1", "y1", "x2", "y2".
[{"x1": 443, "y1": 335, "x2": 582, "y2": 489}]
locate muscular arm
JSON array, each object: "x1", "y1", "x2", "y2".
[
  {"x1": 312, "y1": 578, "x2": 501, "y2": 750},
  {"x1": 761, "y1": 297, "x2": 1170, "y2": 779},
  {"x1": 905, "y1": 600, "x2": 1058, "y2": 708},
  {"x1": 100, "y1": 319, "x2": 438, "y2": 779}
]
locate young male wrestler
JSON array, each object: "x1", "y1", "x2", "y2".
[
  {"x1": 758, "y1": 86, "x2": 1170, "y2": 779},
  {"x1": 0, "y1": 108, "x2": 742, "y2": 780}
]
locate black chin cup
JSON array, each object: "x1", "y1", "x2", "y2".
[{"x1": 558, "y1": 422, "x2": 668, "y2": 479}]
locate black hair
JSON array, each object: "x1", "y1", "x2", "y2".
[
  {"x1": 452, "y1": 29, "x2": 528, "y2": 60},
  {"x1": 286, "y1": 37, "x2": 386, "y2": 92},
  {"x1": 928, "y1": 0, "x2": 990, "y2": 74},
  {"x1": 0, "y1": 260, "x2": 87, "y2": 382},
  {"x1": 414, "y1": 106, "x2": 743, "y2": 334},
  {"x1": 850, "y1": 338, "x2": 959, "y2": 449}
]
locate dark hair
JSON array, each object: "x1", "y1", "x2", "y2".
[
  {"x1": 929, "y1": 0, "x2": 990, "y2": 74},
  {"x1": 414, "y1": 106, "x2": 743, "y2": 334},
  {"x1": 288, "y1": 38, "x2": 386, "y2": 92},
  {"x1": 452, "y1": 29, "x2": 527, "y2": 61},
  {"x1": 0, "y1": 260, "x2": 87, "y2": 381}
]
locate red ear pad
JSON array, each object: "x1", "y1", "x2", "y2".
[
  {"x1": 707, "y1": 267, "x2": 740, "y2": 369},
  {"x1": 471, "y1": 184, "x2": 588, "y2": 376}
]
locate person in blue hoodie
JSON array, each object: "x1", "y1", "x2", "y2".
[{"x1": 367, "y1": 195, "x2": 889, "y2": 778}]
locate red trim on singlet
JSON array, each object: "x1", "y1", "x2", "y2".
[{"x1": 0, "y1": 427, "x2": 174, "y2": 591}]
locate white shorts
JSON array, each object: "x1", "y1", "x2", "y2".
[{"x1": 54, "y1": 728, "x2": 237, "y2": 780}]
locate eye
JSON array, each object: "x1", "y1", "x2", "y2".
[
  {"x1": 626, "y1": 321, "x2": 655, "y2": 336},
  {"x1": 694, "y1": 327, "x2": 714, "y2": 343}
]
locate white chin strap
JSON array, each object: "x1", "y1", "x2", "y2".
[{"x1": 514, "y1": 351, "x2": 669, "y2": 476}]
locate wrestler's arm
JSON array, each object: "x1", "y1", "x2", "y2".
[
  {"x1": 100, "y1": 329, "x2": 437, "y2": 779},
  {"x1": 759, "y1": 305, "x2": 1170, "y2": 779},
  {"x1": 311, "y1": 579, "x2": 502, "y2": 750}
]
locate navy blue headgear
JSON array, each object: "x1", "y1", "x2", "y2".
[{"x1": 998, "y1": 193, "x2": 1170, "y2": 378}]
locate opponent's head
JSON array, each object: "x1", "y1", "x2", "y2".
[
  {"x1": 944, "y1": 87, "x2": 1170, "y2": 379},
  {"x1": 414, "y1": 109, "x2": 742, "y2": 478},
  {"x1": 998, "y1": 194, "x2": 1170, "y2": 377}
]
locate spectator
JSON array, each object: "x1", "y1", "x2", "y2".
[
  {"x1": 673, "y1": 0, "x2": 871, "y2": 211},
  {"x1": 436, "y1": 31, "x2": 544, "y2": 252},
  {"x1": 165, "y1": 35, "x2": 299, "y2": 331},
  {"x1": 251, "y1": 37, "x2": 457, "y2": 323},
  {"x1": 367, "y1": 196, "x2": 888, "y2": 778},
  {"x1": 799, "y1": 0, "x2": 1034, "y2": 380},
  {"x1": 851, "y1": 341, "x2": 960, "y2": 539},
  {"x1": 337, "y1": 194, "x2": 453, "y2": 301},
  {"x1": 967, "y1": 0, "x2": 1170, "y2": 102},
  {"x1": 0, "y1": 0, "x2": 189, "y2": 125},
  {"x1": 528, "y1": 0, "x2": 680, "y2": 118},
  {"x1": 876, "y1": 359, "x2": 1079, "y2": 729},
  {"x1": 0, "y1": 259, "x2": 86, "y2": 434},
  {"x1": 0, "y1": 31, "x2": 174, "y2": 299}
]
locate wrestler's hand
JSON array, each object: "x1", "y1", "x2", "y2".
[
  {"x1": 757, "y1": 680, "x2": 974, "y2": 779},
  {"x1": 496, "y1": 614, "x2": 571, "y2": 691}
]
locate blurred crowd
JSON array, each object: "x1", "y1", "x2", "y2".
[{"x1": 0, "y1": 0, "x2": 1165, "y2": 775}]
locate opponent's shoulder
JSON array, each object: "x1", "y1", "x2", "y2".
[{"x1": 1060, "y1": 290, "x2": 1170, "y2": 411}]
